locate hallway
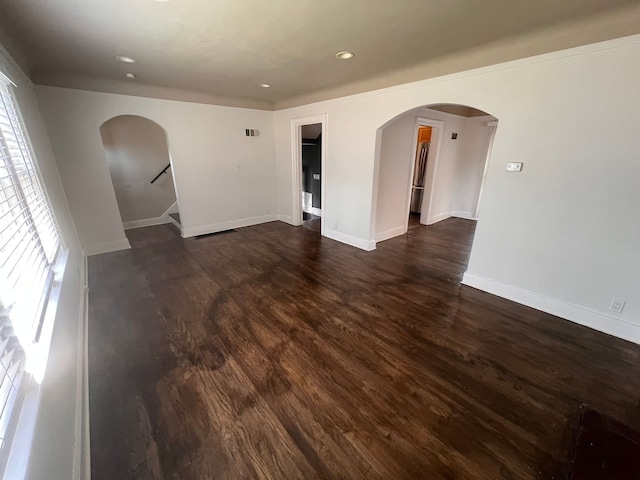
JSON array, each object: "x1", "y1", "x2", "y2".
[{"x1": 88, "y1": 219, "x2": 640, "y2": 479}]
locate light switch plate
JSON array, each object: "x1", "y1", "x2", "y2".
[{"x1": 506, "y1": 162, "x2": 523, "y2": 172}]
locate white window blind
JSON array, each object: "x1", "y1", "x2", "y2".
[{"x1": 0, "y1": 80, "x2": 60, "y2": 457}]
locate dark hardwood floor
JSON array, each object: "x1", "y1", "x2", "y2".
[
  {"x1": 302, "y1": 213, "x2": 321, "y2": 232},
  {"x1": 88, "y1": 218, "x2": 640, "y2": 479},
  {"x1": 408, "y1": 212, "x2": 422, "y2": 231}
]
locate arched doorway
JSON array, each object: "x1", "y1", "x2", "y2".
[
  {"x1": 373, "y1": 103, "x2": 498, "y2": 245},
  {"x1": 99, "y1": 115, "x2": 180, "y2": 231}
]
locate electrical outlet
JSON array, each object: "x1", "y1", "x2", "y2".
[
  {"x1": 333, "y1": 222, "x2": 337, "y2": 230},
  {"x1": 609, "y1": 298, "x2": 626, "y2": 313}
]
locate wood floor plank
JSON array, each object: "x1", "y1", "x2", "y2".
[{"x1": 88, "y1": 218, "x2": 640, "y2": 479}]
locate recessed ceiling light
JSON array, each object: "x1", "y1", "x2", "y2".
[
  {"x1": 335, "y1": 51, "x2": 355, "y2": 60},
  {"x1": 258, "y1": 83, "x2": 271, "y2": 88},
  {"x1": 125, "y1": 73, "x2": 137, "y2": 79},
  {"x1": 116, "y1": 55, "x2": 136, "y2": 63}
]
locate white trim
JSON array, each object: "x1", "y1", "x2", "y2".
[
  {"x1": 123, "y1": 216, "x2": 170, "y2": 230},
  {"x1": 4, "y1": 380, "x2": 39, "y2": 480},
  {"x1": 462, "y1": 272, "x2": 640, "y2": 345},
  {"x1": 472, "y1": 123, "x2": 498, "y2": 218},
  {"x1": 291, "y1": 114, "x2": 327, "y2": 235},
  {"x1": 164, "y1": 140, "x2": 182, "y2": 223},
  {"x1": 85, "y1": 238, "x2": 131, "y2": 256},
  {"x1": 167, "y1": 214, "x2": 181, "y2": 229},
  {"x1": 375, "y1": 225, "x2": 406, "y2": 243},
  {"x1": 0, "y1": 70, "x2": 16, "y2": 88},
  {"x1": 3, "y1": 249, "x2": 72, "y2": 480},
  {"x1": 162, "y1": 201, "x2": 179, "y2": 216},
  {"x1": 451, "y1": 211, "x2": 476, "y2": 220},
  {"x1": 406, "y1": 118, "x2": 444, "y2": 228},
  {"x1": 81, "y1": 271, "x2": 90, "y2": 480},
  {"x1": 72, "y1": 255, "x2": 90, "y2": 480},
  {"x1": 122, "y1": 201, "x2": 178, "y2": 230},
  {"x1": 324, "y1": 228, "x2": 376, "y2": 251},
  {"x1": 426, "y1": 211, "x2": 452, "y2": 225},
  {"x1": 277, "y1": 214, "x2": 294, "y2": 225},
  {"x1": 368, "y1": 129, "x2": 384, "y2": 241},
  {"x1": 181, "y1": 214, "x2": 277, "y2": 238},
  {"x1": 415, "y1": 118, "x2": 444, "y2": 226}
]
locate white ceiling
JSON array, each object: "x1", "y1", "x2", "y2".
[{"x1": 1, "y1": 0, "x2": 639, "y2": 110}]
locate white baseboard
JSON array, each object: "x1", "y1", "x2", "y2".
[
  {"x1": 182, "y1": 214, "x2": 278, "y2": 238},
  {"x1": 123, "y1": 216, "x2": 170, "y2": 230},
  {"x1": 164, "y1": 201, "x2": 179, "y2": 216},
  {"x1": 462, "y1": 272, "x2": 640, "y2": 345},
  {"x1": 324, "y1": 228, "x2": 376, "y2": 251},
  {"x1": 452, "y1": 211, "x2": 476, "y2": 220},
  {"x1": 375, "y1": 225, "x2": 406, "y2": 243},
  {"x1": 426, "y1": 211, "x2": 452, "y2": 225},
  {"x1": 167, "y1": 214, "x2": 181, "y2": 227},
  {"x1": 122, "y1": 202, "x2": 179, "y2": 230},
  {"x1": 277, "y1": 214, "x2": 295, "y2": 225},
  {"x1": 85, "y1": 238, "x2": 131, "y2": 256}
]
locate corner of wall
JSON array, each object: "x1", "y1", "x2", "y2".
[
  {"x1": 324, "y1": 227, "x2": 376, "y2": 251},
  {"x1": 374, "y1": 225, "x2": 406, "y2": 243},
  {"x1": 276, "y1": 214, "x2": 294, "y2": 225}
]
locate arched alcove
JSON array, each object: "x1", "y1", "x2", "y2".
[
  {"x1": 99, "y1": 115, "x2": 179, "y2": 229},
  {"x1": 373, "y1": 103, "x2": 498, "y2": 245}
]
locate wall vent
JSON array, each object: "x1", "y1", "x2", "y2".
[{"x1": 245, "y1": 129, "x2": 259, "y2": 137}]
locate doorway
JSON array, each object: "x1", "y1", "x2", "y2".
[
  {"x1": 291, "y1": 114, "x2": 327, "y2": 235},
  {"x1": 301, "y1": 123, "x2": 322, "y2": 231},
  {"x1": 99, "y1": 115, "x2": 180, "y2": 231},
  {"x1": 406, "y1": 117, "x2": 444, "y2": 231},
  {"x1": 374, "y1": 104, "x2": 498, "y2": 250}
]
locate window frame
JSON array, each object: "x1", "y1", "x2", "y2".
[{"x1": 0, "y1": 70, "x2": 67, "y2": 479}]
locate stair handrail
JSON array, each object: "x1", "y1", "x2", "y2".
[{"x1": 150, "y1": 164, "x2": 171, "y2": 184}]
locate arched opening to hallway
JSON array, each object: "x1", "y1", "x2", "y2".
[
  {"x1": 373, "y1": 104, "x2": 498, "y2": 254},
  {"x1": 99, "y1": 115, "x2": 180, "y2": 232}
]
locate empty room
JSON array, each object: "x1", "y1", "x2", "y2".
[{"x1": 0, "y1": 1, "x2": 639, "y2": 479}]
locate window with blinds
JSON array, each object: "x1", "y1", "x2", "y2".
[{"x1": 0, "y1": 80, "x2": 60, "y2": 459}]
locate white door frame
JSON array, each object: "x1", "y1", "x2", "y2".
[
  {"x1": 405, "y1": 117, "x2": 444, "y2": 228},
  {"x1": 472, "y1": 120, "x2": 498, "y2": 218},
  {"x1": 291, "y1": 114, "x2": 327, "y2": 235}
]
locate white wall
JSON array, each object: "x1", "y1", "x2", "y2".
[
  {"x1": 274, "y1": 35, "x2": 640, "y2": 342},
  {"x1": 451, "y1": 115, "x2": 495, "y2": 218},
  {"x1": 419, "y1": 109, "x2": 467, "y2": 222},
  {"x1": 36, "y1": 86, "x2": 278, "y2": 254},
  {"x1": 0, "y1": 44, "x2": 85, "y2": 479},
  {"x1": 276, "y1": 103, "x2": 379, "y2": 250},
  {"x1": 374, "y1": 112, "x2": 415, "y2": 239},
  {"x1": 100, "y1": 115, "x2": 177, "y2": 224}
]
